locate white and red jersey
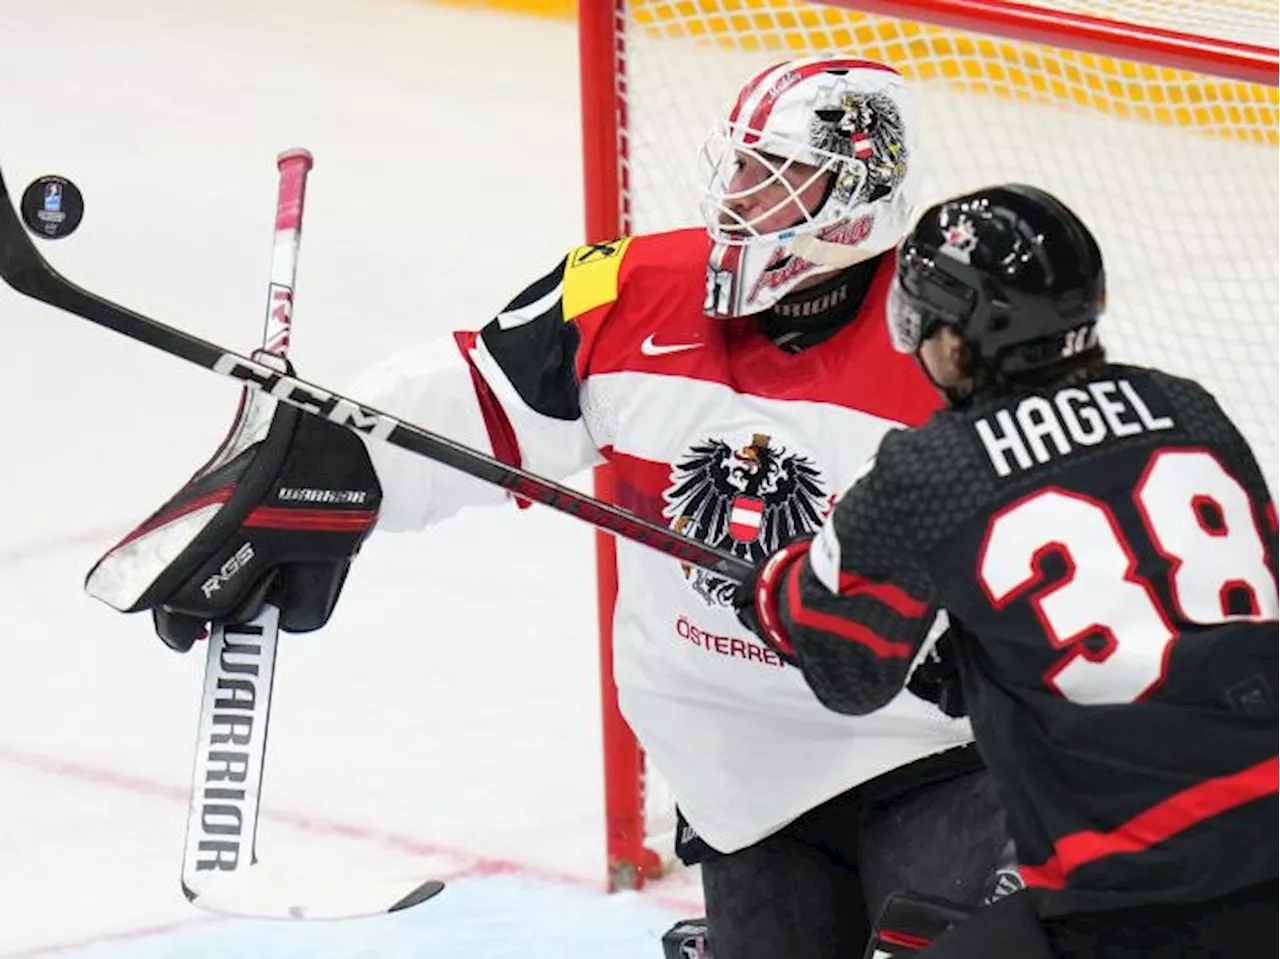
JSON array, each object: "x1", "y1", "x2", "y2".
[{"x1": 346, "y1": 228, "x2": 972, "y2": 852}]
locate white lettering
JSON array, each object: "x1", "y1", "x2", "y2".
[
  {"x1": 212, "y1": 355, "x2": 397, "y2": 442},
  {"x1": 277, "y1": 487, "x2": 369, "y2": 504},
  {"x1": 1088, "y1": 381, "x2": 1143, "y2": 438},
  {"x1": 1054, "y1": 387, "x2": 1107, "y2": 445},
  {"x1": 328, "y1": 398, "x2": 397, "y2": 442},
  {"x1": 200, "y1": 542, "x2": 255, "y2": 598},
  {"x1": 977, "y1": 379, "x2": 1175, "y2": 477},
  {"x1": 1016, "y1": 396, "x2": 1072, "y2": 464},
  {"x1": 975, "y1": 410, "x2": 1033, "y2": 477},
  {"x1": 1061, "y1": 325, "x2": 1098, "y2": 357},
  {"x1": 269, "y1": 376, "x2": 325, "y2": 414},
  {"x1": 1119, "y1": 379, "x2": 1175, "y2": 431}
]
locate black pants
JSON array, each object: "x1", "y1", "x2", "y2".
[
  {"x1": 922, "y1": 879, "x2": 1279, "y2": 959},
  {"x1": 698, "y1": 746, "x2": 1007, "y2": 959}
]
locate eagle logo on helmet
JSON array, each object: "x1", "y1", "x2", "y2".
[
  {"x1": 812, "y1": 90, "x2": 908, "y2": 206},
  {"x1": 664, "y1": 434, "x2": 828, "y2": 607}
]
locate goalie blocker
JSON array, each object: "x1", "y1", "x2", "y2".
[{"x1": 86, "y1": 352, "x2": 382, "y2": 649}]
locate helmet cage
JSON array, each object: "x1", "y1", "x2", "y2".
[{"x1": 700, "y1": 124, "x2": 846, "y2": 244}]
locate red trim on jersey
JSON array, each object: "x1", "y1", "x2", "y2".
[
  {"x1": 785, "y1": 557, "x2": 916, "y2": 659},
  {"x1": 1020, "y1": 755, "x2": 1280, "y2": 890},
  {"x1": 602, "y1": 448, "x2": 672, "y2": 523},
  {"x1": 455, "y1": 330, "x2": 530, "y2": 509},
  {"x1": 113, "y1": 486, "x2": 235, "y2": 550},
  {"x1": 838, "y1": 572, "x2": 929, "y2": 617},
  {"x1": 1267, "y1": 499, "x2": 1278, "y2": 571},
  {"x1": 1190, "y1": 494, "x2": 1227, "y2": 536},
  {"x1": 740, "y1": 59, "x2": 902, "y2": 145},
  {"x1": 603, "y1": 447, "x2": 668, "y2": 488},
  {"x1": 243, "y1": 507, "x2": 377, "y2": 532},
  {"x1": 880, "y1": 930, "x2": 933, "y2": 949}
]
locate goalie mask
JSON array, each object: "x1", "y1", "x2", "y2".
[{"x1": 700, "y1": 57, "x2": 921, "y2": 318}]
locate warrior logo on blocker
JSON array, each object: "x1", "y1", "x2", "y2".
[{"x1": 663, "y1": 434, "x2": 827, "y2": 607}]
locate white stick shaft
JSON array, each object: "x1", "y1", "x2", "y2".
[
  {"x1": 182, "y1": 608, "x2": 280, "y2": 888},
  {"x1": 182, "y1": 149, "x2": 312, "y2": 904}
]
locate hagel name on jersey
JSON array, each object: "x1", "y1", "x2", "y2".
[{"x1": 974, "y1": 377, "x2": 1175, "y2": 477}]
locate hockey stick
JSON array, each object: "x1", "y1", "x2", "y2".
[
  {"x1": 0, "y1": 161, "x2": 755, "y2": 585},
  {"x1": 180, "y1": 150, "x2": 441, "y2": 920}
]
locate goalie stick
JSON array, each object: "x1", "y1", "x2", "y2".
[
  {"x1": 185, "y1": 610, "x2": 441, "y2": 920},
  {"x1": 0, "y1": 159, "x2": 755, "y2": 584},
  {"x1": 178, "y1": 150, "x2": 442, "y2": 920}
]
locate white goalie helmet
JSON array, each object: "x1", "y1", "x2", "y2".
[{"x1": 700, "y1": 57, "x2": 922, "y2": 318}]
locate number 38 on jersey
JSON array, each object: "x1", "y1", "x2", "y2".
[{"x1": 978, "y1": 448, "x2": 1277, "y2": 705}]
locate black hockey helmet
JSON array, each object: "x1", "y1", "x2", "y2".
[{"x1": 886, "y1": 184, "x2": 1105, "y2": 376}]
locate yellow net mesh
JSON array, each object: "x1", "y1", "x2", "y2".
[{"x1": 631, "y1": 0, "x2": 1278, "y2": 143}]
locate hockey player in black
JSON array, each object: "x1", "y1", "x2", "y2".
[{"x1": 737, "y1": 184, "x2": 1278, "y2": 957}]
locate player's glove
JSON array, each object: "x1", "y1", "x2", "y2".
[
  {"x1": 905, "y1": 628, "x2": 967, "y2": 718},
  {"x1": 85, "y1": 362, "x2": 382, "y2": 652},
  {"x1": 732, "y1": 538, "x2": 813, "y2": 665}
]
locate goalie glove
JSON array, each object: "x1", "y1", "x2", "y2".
[{"x1": 86, "y1": 356, "x2": 382, "y2": 651}]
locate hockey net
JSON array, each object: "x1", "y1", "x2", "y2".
[{"x1": 579, "y1": 0, "x2": 1279, "y2": 891}]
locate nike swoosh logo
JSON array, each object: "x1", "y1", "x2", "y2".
[{"x1": 641, "y1": 334, "x2": 704, "y2": 356}]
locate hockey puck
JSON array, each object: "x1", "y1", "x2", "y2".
[{"x1": 20, "y1": 174, "x2": 84, "y2": 239}]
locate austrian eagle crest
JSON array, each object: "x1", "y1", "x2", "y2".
[
  {"x1": 811, "y1": 89, "x2": 908, "y2": 207},
  {"x1": 663, "y1": 433, "x2": 828, "y2": 607}
]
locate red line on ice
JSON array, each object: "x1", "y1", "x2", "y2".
[{"x1": 0, "y1": 744, "x2": 703, "y2": 956}]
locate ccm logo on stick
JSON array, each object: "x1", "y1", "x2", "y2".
[{"x1": 212, "y1": 354, "x2": 397, "y2": 442}]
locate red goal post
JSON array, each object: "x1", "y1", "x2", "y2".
[{"x1": 578, "y1": 0, "x2": 1278, "y2": 891}]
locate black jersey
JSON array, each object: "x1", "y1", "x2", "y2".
[{"x1": 769, "y1": 363, "x2": 1278, "y2": 915}]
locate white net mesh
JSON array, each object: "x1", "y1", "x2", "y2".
[{"x1": 611, "y1": 0, "x2": 1279, "y2": 867}]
